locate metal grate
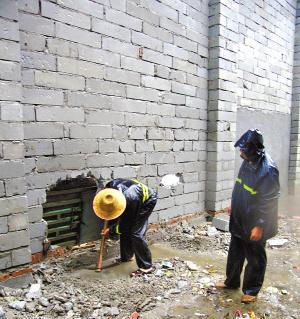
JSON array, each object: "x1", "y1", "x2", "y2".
[{"x1": 43, "y1": 186, "x2": 95, "y2": 247}]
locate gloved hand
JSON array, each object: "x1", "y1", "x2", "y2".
[{"x1": 250, "y1": 226, "x2": 263, "y2": 241}]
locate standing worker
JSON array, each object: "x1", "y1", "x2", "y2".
[
  {"x1": 216, "y1": 129, "x2": 280, "y2": 303},
  {"x1": 93, "y1": 178, "x2": 157, "y2": 277}
]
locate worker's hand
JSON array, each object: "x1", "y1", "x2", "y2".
[
  {"x1": 250, "y1": 226, "x2": 263, "y2": 241},
  {"x1": 101, "y1": 228, "x2": 109, "y2": 236}
]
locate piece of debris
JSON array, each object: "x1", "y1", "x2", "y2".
[
  {"x1": 177, "y1": 280, "x2": 188, "y2": 289},
  {"x1": 154, "y1": 269, "x2": 164, "y2": 277},
  {"x1": 266, "y1": 286, "x2": 279, "y2": 294},
  {"x1": 38, "y1": 297, "x2": 50, "y2": 307},
  {"x1": 25, "y1": 302, "x2": 36, "y2": 313},
  {"x1": 128, "y1": 311, "x2": 140, "y2": 319},
  {"x1": 199, "y1": 277, "x2": 213, "y2": 288},
  {"x1": 212, "y1": 213, "x2": 230, "y2": 232},
  {"x1": 160, "y1": 174, "x2": 180, "y2": 188},
  {"x1": 64, "y1": 302, "x2": 73, "y2": 311},
  {"x1": 0, "y1": 306, "x2": 5, "y2": 318},
  {"x1": 72, "y1": 243, "x2": 95, "y2": 251},
  {"x1": 8, "y1": 300, "x2": 26, "y2": 311},
  {"x1": 267, "y1": 238, "x2": 289, "y2": 248},
  {"x1": 26, "y1": 283, "x2": 42, "y2": 299},
  {"x1": 185, "y1": 261, "x2": 199, "y2": 271},
  {"x1": 206, "y1": 226, "x2": 219, "y2": 237},
  {"x1": 161, "y1": 260, "x2": 173, "y2": 269}
]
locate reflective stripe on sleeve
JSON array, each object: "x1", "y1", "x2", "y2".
[
  {"x1": 235, "y1": 178, "x2": 257, "y2": 195},
  {"x1": 132, "y1": 179, "x2": 150, "y2": 203}
]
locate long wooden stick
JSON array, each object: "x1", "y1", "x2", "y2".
[{"x1": 96, "y1": 220, "x2": 109, "y2": 272}]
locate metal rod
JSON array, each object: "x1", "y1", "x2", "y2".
[{"x1": 96, "y1": 220, "x2": 109, "y2": 272}]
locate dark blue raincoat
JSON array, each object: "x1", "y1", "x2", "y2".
[
  {"x1": 104, "y1": 178, "x2": 157, "y2": 269},
  {"x1": 230, "y1": 130, "x2": 280, "y2": 241}
]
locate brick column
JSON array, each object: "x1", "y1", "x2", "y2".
[
  {"x1": 206, "y1": 0, "x2": 239, "y2": 211},
  {"x1": 0, "y1": 0, "x2": 30, "y2": 270},
  {"x1": 290, "y1": 0, "x2": 300, "y2": 194}
]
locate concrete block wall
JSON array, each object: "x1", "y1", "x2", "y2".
[
  {"x1": 236, "y1": 0, "x2": 297, "y2": 190},
  {"x1": 0, "y1": 0, "x2": 31, "y2": 271},
  {"x1": 290, "y1": 0, "x2": 300, "y2": 193},
  {"x1": 0, "y1": 0, "x2": 299, "y2": 272},
  {"x1": 19, "y1": 0, "x2": 209, "y2": 256}
]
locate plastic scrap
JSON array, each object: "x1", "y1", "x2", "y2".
[{"x1": 161, "y1": 261, "x2": 173, "y2": 269}]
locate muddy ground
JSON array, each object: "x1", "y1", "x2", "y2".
[{"x1": 0, "y1": 216, "x2": 299, "y2": 319}]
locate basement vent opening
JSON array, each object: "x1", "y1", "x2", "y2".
[{"x1": 42, "y1": 177, "x2": 100, "y2": 248}]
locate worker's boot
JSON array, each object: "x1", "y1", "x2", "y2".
[
  {"x1": 215, "y1": 282, "x2": 227, "y2": 289},
  {"x1": 241, "y1": 294, "x2": 257, "y2": 303},
  {"x1": 215, "y1": 282, "x2": 239, "y2": 289},
  {"x1": 116, "y1": 256, "x2": 134, "y2": 263}
]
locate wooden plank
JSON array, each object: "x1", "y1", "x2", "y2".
[
  {"x1": 43, "y1": 198, "x2": 81, "y2": 208},
  {"x1": 43, "y1": 207, "x2": 81, "y2": 218},
  {"x1": 47, "y1": 216, "x2": 80, "y2": 226},
  {"x1": 47, "y1": 186, "x2": 96, "y2": 197},
  {"x1": 48, "y1": 231, "x2": 78, "y2": 241},
  {"x1": 48, "y1": 222, "x2": 80, "y2": 234}
]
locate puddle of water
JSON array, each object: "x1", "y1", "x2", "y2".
[
  {"x1": 69, "y1": 242, "x2": 300, "y2": 318},
  {"x1": 70, "y1": 243, "x2": 225, "y2": 281}
]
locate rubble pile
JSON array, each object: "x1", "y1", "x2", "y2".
[{"x1": 0, "y1": 217, "x2": 299, "y2": 319}]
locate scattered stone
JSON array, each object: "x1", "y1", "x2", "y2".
[
  {"x1": 177, "y1": 280, "x2": 188, "y2": 289},
  {"x1": 154, "y1": 269, "x2": 164, "y2": 277},
  {"x1": 268, "y1": 238, "x2": 289, "y2": 248},
  {"x1": 206, "y1": 226, "x2": 219, "y2": 237},
  {"x1": 199, "y1": 277, "x2": 213, "y2": 288},
  {"x1": 185, "y1": 261, "x2": 199, "y2": 271},
  {"x1": 25, "y1": 302, "x2": 36, "y2": 312},
  {"x1": 0, "y1": 288, "x2": 6, "y2": 297},
  {"x1": 0, "y1": 306, "x2": 5, "y2": 318},
  {"x1": 64, "y1": 302, "x2": 73, "y2": 311},
  {"x1": 109, "y1": 306, "x2": 119, "y2": 316},
  {"x1": 39, "y1": 297, "x2": 50, "y2": 307},
  {"x1": 53, "y1": 295, "x2": 67, "y2": 303},
  {"x1": 26, "y1": 283, "x2": 41, "y2": 299},
  {"x1": 266, "y1": 286, "x2": 279, "y2": 294},
  {"x1": 169, "y1": 289, "x2": 181, "y2": 294},
  {"x1": 161, "y1": 261, "x2": 173, "y2": 269},
  {"x1": 53, "y1": 304, "x2": 65, "y2": 314},
  {"x1": 212, "y1": 213, "x2": 230, "y2": 232},
  {"x1": 8, "y1": 300, "x2": 26, "y2": 311},
  {"x1": 139, "y1": 298, "x2": 152, "y2": 310}
]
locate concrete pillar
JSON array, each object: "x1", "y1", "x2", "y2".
[
  {"x1": 290, "y1": 0, "x2": 300, "y2": 194},
  {"x1": 0, "y1": 0, "x2": 31, "y2": 270},
  {"x1": 206, "y1": 0, "x2": 239, "y2": 211}
]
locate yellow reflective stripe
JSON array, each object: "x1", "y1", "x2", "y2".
[
  {"x1": 115, "y1": 222, "x2": 121, "y2": 235},
  {"x1": 143, "y1": 184, "x2": 149, "y2": 202},
  {"x1": 235, "y1": 178, "x2": 257, "y2": 195},
  {"x1": 132, "y1": 179, "x2": 149, "y2": 203},
  {"x1": 243, "y1": 184, "x2": 257, "y2": 195}
]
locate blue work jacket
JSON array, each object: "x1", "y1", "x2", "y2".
[{"x1": 230, "y1": 153, "x2": 280, "y2": 241}]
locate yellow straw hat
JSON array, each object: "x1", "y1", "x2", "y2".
[{"x1": 93, "y1": 188, "x2": 126, "y2": 220}]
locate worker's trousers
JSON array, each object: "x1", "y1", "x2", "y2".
[
  {"x1": 225, "y1": 235, "x2": 267, "y2": 296},
  {"x1": 119, "y1": 194, "x2": 157, "y2": 269}
]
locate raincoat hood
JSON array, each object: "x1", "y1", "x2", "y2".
[{"x1": 235, "y1": 129, "x2": 265, "y2": 158}]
